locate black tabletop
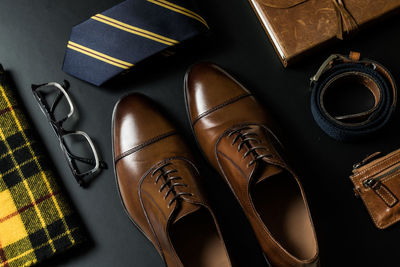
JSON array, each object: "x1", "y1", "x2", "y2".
[{"x1": 1, "y1": 1, "x2": 400, "y2": 266}]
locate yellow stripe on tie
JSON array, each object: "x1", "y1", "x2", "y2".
[
  {"x1": 92, "y1": 14, "x2": 179, "y2": 46},
  {"x1": 147, "y1": 0, "x2": 209, "y2": 28},
  {"x1": 68, "y1": 41, "x2": 133, "y2": 67},
  {"x1": 155, "y1": 0, "x2": 208, "y2": 26},
  {"x1": 67, "y1": 41, "x2": 133, "y2": 69},
  {"x1": 67, "y1": 44, "x2": 129, "y2": 69}
]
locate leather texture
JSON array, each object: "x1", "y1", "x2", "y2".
[
  {"x1": 247, "y1": 0, "x2": 400, "y2": 66},
  {"x1": 112, "y1": 93, "x2": 231, "y2": 267},
  {"x1": 310, "y1": 53, "x2": 397, "y2": 141},
  {"x1": 184, "y1": 62, "x2": 319, "y2": 267},
  {"x1": 351, "y1": 148, "x2": 400, "y2": 229}
]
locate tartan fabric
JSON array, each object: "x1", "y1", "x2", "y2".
[{"x1": 0, "y1": 65, "x2": 84, "y2": 267}]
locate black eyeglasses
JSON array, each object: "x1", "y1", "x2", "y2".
[{"x1": 31, "y1": 80, "x2": 107, "y2": 187}]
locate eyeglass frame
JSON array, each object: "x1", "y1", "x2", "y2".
[{"x1": 31, "y1": 80, "x2": 106, "y2": 186}]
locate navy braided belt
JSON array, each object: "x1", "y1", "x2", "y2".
[{"x1": 310, "y1": 52, "x2": 397, "y2": 142}]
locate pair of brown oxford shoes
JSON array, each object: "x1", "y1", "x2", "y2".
[{"x1": 112, "y1": 63, "x2": 319, "y2": 267}]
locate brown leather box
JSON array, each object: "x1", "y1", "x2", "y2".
[{"x1": 248, "y1": 0, "x2": 400, "y2": 67}]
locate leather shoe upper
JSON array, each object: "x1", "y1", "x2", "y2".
[
  {"x1": 113, "y1": 93, "x2": 231, "y2": 267},
  {"x1": 185, "y1": 63, "x2": 319, "y2": 267}
]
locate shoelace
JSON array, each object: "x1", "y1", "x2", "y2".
[
  {"x1": 151, "y1": 162, "x2": 192, "y2": 207},
  {"x1": 228, "y1": 126, "x2": 273, "y2": 167}
]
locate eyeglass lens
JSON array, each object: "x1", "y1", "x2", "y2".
[
  {"x1": 61, "y1": 132, "x2": 99, "y2": 176},
  {"x1": 35, "y1": 83, "x2": 73, "y2": 123}
]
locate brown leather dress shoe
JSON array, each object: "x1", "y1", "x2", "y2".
[
  {"x1": 184, "y1": 63, "x2": 319, "y2": 267},
  {"x1": 112, "y1": 93, "x2": 232, "y2": 267}
]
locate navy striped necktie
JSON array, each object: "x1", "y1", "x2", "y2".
[{"x1": 62, "y1": 0, "x2": 208, "y2": 86}]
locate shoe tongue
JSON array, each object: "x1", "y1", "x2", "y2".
[
  {"x1": 255, "y1": 162, "x2": 283, "y2": 184},
  {"x1": 172, "y1": 200, "x2": 201, "y2": 224},
  {"x1": 243, "y1": 126, "x2": 283, "y2": 183}
]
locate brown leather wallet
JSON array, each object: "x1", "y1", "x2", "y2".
[
  {"x1": 350, "y1": 149, "x2": 400, "y2": 229},
  {"x1": 247, "y1": 0, "x2": 400, "y2": 66}
]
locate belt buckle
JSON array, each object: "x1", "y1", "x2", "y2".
[
  {"x1": 310, "y1": 52, "x2": 362, "y2": 88},
  {"x1": 310, "y1": 54, "x2": 341, "y2": 87}
]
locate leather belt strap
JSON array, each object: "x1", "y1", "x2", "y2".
[{"x1": 310, "y1": 52, "x2": 397, "y2": 141}]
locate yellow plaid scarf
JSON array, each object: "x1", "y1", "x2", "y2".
[{"x1": 0, "y1": 65, "x2": 84, "y2": 267}]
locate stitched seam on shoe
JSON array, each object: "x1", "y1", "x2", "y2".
[
  {"x1": 217, "y1": 150, "x2": 248, "y2": 179},
  {"x1": 192, "y1": 93, "x2": 252, "y2": 126},
  {"x1": 115, "y1": 130, "x2": 177, "y2": 162},
  {"x1": 141, "y1": 190, "x2": 168, "y2": 221}
]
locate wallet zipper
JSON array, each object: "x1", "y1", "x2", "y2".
[
  {"x1": 362, "y1": 164, "x2": 400, "y2": 188},
  {"x1": 362, "y1": 164, "x2": 400, "y2": 208}
]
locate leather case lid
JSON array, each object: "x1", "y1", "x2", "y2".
[{"x1": 248, "y1": 0, "x2": 400, "y2": 66}]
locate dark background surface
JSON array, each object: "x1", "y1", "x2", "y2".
[{"x1": 1, "y1": 0, "x2": 400, "y2": 266}]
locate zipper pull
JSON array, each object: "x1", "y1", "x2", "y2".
[
  {"x1": 363, "y1": 178, "x2": 379, "y2": 189},
  {"x1": 363, "y1": 178, "x2": 398, "y2": 207}
]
